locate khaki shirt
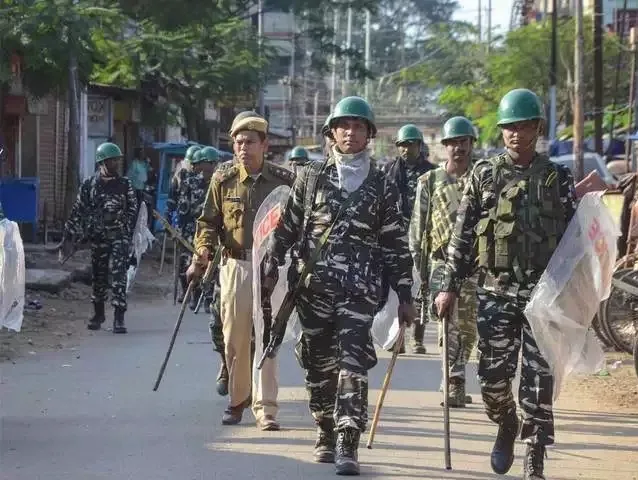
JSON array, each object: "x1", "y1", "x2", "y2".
[{"x1": 194, "y1": 160, "x2": 295, "y2": 255}]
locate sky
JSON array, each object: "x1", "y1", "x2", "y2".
[{"x1": 452, "y1": 0, "x2": 516, "y2": 37}]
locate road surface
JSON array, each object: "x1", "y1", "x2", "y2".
[{"x1": 2, "y1": 299, "x2": 637, "y2": 479}]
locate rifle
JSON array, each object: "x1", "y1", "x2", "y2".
[
  {"x1": 153, "y1": 246, "x2": 222, "y2": 391},
  {"x1": 256, "y1": 285, "x2": 293, "y2": 370}
]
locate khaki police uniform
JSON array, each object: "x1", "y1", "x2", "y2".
[{"x1": 194, "y1": 117, "x2": 294, "y2": 423}]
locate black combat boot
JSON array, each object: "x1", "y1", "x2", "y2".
[
  {"x1": 441, "y1": 378, "x2": 466, "y2": 408},
  {"x1": 189, "y1": 287, "x2": 201, "y2": 311},
  {"x1": 523, "y1": 444, "x2": 547, "y2": 480},
  {"x1": 216, "y1": 356, "x2": 229, "y2": 396},
  {"x1": 88, "y1": 302, "x2": 105, "y2": 330},
  {"x1": 313, "y1": 418, "x2": 336, "y2": 463},
  {"x1": 113, "y1": 307, "x2": 127, "y2": 334},
  {"x1": 491, "y1": 410, "x2": 520, "y2": 474},
  {"x1": 412, "y1": 323, "x2": 427, "y2": 354},
  {"x1": 335, "y1": 427, "x2": 361, "y2": 476}
]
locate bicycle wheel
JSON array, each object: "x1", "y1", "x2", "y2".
[
  {"x1": 592, "y1": 309, "x2": 615, "y2": 349},
  {"x1": 601, "y1": 269, "x2": 638, "y2": 354}
]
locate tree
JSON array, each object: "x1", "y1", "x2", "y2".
[
  {"x1": 401, "y1": 17, "x2": 631, "y2": 144},
  {"x1": 0, "y1": 0, "x2": 123, "y2": 216}
]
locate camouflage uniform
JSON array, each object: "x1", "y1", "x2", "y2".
[
  {"x1": 440, "y1": 152, "x2": 577, "y2": 449},
  {"x1": 177, "y1": 170, "x2": 211, "y2": 304},
  {"x1": 409, "y1": 165, "x2": 478, "y2": 404},
  {"x1": 382, "y1": 142, "x2": 435, "y2": 354},
  {"x1": 65, "y1": 173, "x2": 138, "y2": 311},
  {"x1": 267, "y1": 155, "x2": 414, "y2": 434}
]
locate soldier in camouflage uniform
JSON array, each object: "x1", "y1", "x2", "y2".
[
  {"x1": 288, "y1": 146, "x2": 311, "y2": 177},
  {"x1": 177, "y1": 147, "x2": 219, "y2": 311},
  {"x1": 63, "y1": 142, "x2": 138, "y2": 333},
  {"x1": 205, "y1": 158, "x2": 236, "y2": 397},
  {"x1": 409, "y1": 116, "x2": 478, "y2": 408},
  {"x1": 263, "y1": 96, "x2": 416, "y2": 476},
  {"x1": 166, "y1": 144, "x2": 201, "y2": 303},
  {"x1": 435, "y1": 89, "x2": 577, "y2": 480},
  {"x1": 382, "y1": 124, "x2": 435, "y2": 354}
]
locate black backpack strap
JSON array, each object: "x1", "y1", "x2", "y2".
[{"x1": 301, "y1": 160, "x2": 327, "y2": 242}]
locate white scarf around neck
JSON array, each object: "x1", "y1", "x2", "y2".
[{"x1": 332, "y1": 147, "x2": 371, "y2": 193}]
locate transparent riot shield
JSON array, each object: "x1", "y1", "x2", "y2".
[
  {"x1": 251, "y1": 185, "x2": 301, "y2": 386},
  {"x1": 126, "y1": 202, "x2": 156, "y2": 293},
  {"x1": 524, "y1": 192, "x2": 619, "y2": 400},
  {"x1": 0, "y1": 219, "x2": 26, "y2": 332},
  {"x1": 372, "y1": 267, "x2": 421, "y2": 350}
]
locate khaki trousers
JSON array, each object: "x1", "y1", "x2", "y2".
[{"x1": 219, "y1": 258, "x2": 278, "y2": 420}]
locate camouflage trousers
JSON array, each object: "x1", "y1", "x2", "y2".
[
  {"x1": 428, "y1": 261, "x2": 478, "y2": 383},
  {"x1": 208, "y1": 282, "x2": 224, "y2": 353},
  {"x1": 477, "y1": 291, "x2": 555, "y2": 446},
  {"x1": 178, "y1": 227, "x2": 196, "y2": 278},
  {"x1": 91, "y1": 237, "x2": 129, "y2": 310},
  {"x1": 295, "y1": 288, "x2": 377, "y2": 432}
]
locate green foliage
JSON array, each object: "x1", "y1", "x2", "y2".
[
  {"x1": 405, "y1": 16, "x2": 632, "y2": 144},
  {"x1": 0, "y1": 0, "x2": 123, "y2": 98}
]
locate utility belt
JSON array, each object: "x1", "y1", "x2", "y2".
[
  {"x1": 224, "y1": 248, "x2": 253, "y2": 261},
  {"x1": 477, "y1": 268, "x2": 541, "y2": 298}
]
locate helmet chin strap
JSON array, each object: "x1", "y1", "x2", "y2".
[{"x1": 507, "y1": 120, "x2": 543, "y2": 161}]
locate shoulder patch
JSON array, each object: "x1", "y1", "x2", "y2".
[
  {"x1": 267, "y1": 163, "x2": 296, "y2": 185},
  {"x1": 213, "y1": 164, "x2": 239, "y2": 184}
]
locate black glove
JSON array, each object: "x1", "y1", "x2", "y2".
[{"x1": 260, "y1": 255, "x2": 279, "y2": 300}]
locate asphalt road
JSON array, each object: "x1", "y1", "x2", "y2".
[{"x1": 2, "y1": 299, "x2": 637, "y2": 480}]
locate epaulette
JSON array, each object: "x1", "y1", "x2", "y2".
[
  {"x1": 213, "y1": 163, "x2": 239, "y2": 184},
  {"x1": 266, "y1": 162, "x2": 296, "y2": 185}
]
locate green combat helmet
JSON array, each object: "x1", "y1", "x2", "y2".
[
  {"x1": 185, "y1": 145, "x2": 202, "y2": 163},
  {"x1": 329, "y1": 96, "x2": 377, "y2": 138},
  {"x1": 322, "y1": 114, "x2": 333, "y2": 139},
  {"x1": 395, "y1": 124, "x2": 424, "y2": 145},
  {"x1": 441, "y1": 116, "x2": 477, "y2": 143},
  {"x1": 497, "y1": 88, "x2": 545, "y2": 126},
  {"x1": 196, "y1": 146, "x2": 220, "y2": 164},
  {"x1": 289, "y1": 146, "x2": 309, "y2": 163},
  {"x1": 95, "y1": 142, "x2": 123, "y2": 164}
]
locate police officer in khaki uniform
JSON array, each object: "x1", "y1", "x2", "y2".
[{"x1": 188, "y1": 111, "x2": 294, "y2": 430}]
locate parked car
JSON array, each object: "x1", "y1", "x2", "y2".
[{"x1": 550, "y1": 152, "x2": 618, "y2": 188}]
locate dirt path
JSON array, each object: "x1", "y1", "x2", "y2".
[{"x1": 0, "y1": 254, "x2": 172, "y2": 363}]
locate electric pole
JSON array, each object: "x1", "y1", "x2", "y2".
[
  {"x1": 331, "y1": 9, "x2": 339, "y2": 110},
  {"x1": 289, "y1": 13, "x2": 296, "y2": 146},
  {"x1": 345, "y1": 6, "x2": 352, "y2": 96},
  {"x1": 364, "y1": 10, "x2": 371, "y2": 100},
  {"x1": 625, "y1": 28, "x2": 637, "y2": 172},
  {"x1": 487, "y1": 0, "x2": 492, "y2": 52},
  {"x1": 313, "y1": 90, "x2": 319, "y2": 138},
  {"x1": 257, "y1": 0, "x2": 265, "y2": 116},
  {"x1": 593, "y1": 0, "x2": 603, "y2": 155},
  {"x1": 478, "y1": 0, "x2": 482, "y2": 42},
  {"x1": 573, "y1": 0, "x2": 584, "y2": 182},
  {"x1": 549, "y1": 0, "x2": 558, "y2": 141}
]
